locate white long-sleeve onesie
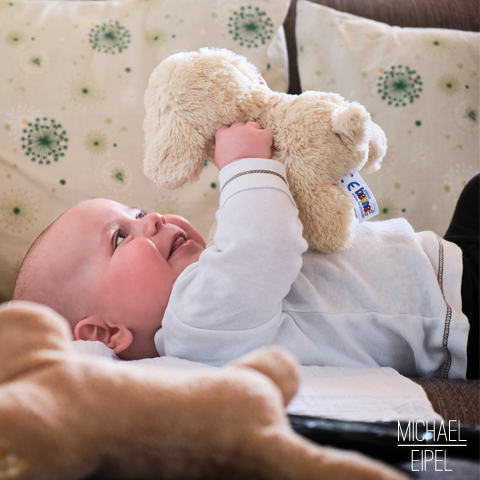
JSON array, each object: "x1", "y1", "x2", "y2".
[{"x1": 155, "y1": 159, "x2": 469, "y2": 379}]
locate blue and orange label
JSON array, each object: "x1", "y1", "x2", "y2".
[{"x1": 339, "y1": 170, "x2": 379, "y2": 222}]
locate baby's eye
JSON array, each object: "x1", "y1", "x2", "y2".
[
  {"x1": 116, "y1": 231, "x2": 128, "y2": 248},
  {"x1": 137, "y1": 210, "x2": 148, "y2": 219}
]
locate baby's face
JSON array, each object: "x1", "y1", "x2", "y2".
[{"x1": 42, "y1": 198, "x2": 205, "y2": 359}]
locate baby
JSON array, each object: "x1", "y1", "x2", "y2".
[
  {"x1": 12, "y1": 122, "x2": 271, "y2": 361},
  {"x1": 13, "y1": 122, "x2": 479, "y2": 380}
]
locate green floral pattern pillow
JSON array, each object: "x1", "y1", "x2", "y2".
[
  {"x1": 296, "y1": 1, "x2": 479, "y2": 234},
  {"x1": 0, "y1": 0, "x2": 290, "y2": 301}
]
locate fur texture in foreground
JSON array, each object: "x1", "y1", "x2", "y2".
[{"x1": 0, "y1": 301, "x2": 407, "y2": 480}]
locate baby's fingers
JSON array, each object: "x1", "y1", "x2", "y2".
[{"x1": 215, "y1": 125, "x2": 229, "y2": 138}]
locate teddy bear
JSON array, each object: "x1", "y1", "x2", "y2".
[
  {"x1": 0, "y1": 301, "x2": 407, "y2": 480},
  {"x1": 143, "y1": 48, "x2": 387, "y2": 253}
]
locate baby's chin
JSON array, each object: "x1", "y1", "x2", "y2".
[{"x1": 171, "y1": 239, "x2": 205, "y2": 276}]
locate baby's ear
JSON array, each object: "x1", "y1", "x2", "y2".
[{"x1": 74, "y1": 317, "x2": 133, "y2": 355}]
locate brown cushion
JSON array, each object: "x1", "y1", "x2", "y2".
[
  {"x1": 284, "y1": 0, "x2": 480, "y2": 94},
  {"x1": 410, "y1": 378, "x2": 480, "y2": 425}
]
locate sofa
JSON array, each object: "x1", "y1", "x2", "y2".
[{"x1": 0, "y1": 0, "x2": 478, "y2": 476}]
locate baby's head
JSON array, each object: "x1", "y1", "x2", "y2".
[{"x1": 13, "y1": 198, "x2": 206, "y2": 360}]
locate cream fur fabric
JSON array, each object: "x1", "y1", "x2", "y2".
[
  {"x1": 143, "y1": 48, "x2": 387, "y2": 253},
  {"x1": 0, "y1": 301, "x2": 407, "y2": 480}
]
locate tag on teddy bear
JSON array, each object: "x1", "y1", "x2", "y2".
[{"x1": 339, "y1": 170, "x2": 379, "y2": 222}]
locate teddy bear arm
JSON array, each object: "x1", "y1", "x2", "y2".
[
  {"x1": 0, "y1": 357, "x2": 288, "y2": 479},
  {"x1": 361, "y1": 121, "x2": 388, "y2": 174},
  {"x1": 84, "y1": 367, "x2": 298, "y2": 480},
  {"x1": 0, "y1": 304, "x2": 285, "y2": 478},
  {"x1": 0, "y1": 365, "x2": 407, "y2": 480},
  {"x1": 288, "y1": 178, "x2": 357, "y2": 253}
]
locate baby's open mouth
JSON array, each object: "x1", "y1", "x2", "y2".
[{"x1": 169, "y1": 234, "x2": 186, "y2": 258}]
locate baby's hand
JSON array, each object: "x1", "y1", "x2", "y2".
[{"x1": 214, "y1": 122, "x2": 273, "y2": 171}]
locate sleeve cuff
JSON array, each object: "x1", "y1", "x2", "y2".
[{"x1": 218, "y1": 158, "x2": 294, "y2": 208}]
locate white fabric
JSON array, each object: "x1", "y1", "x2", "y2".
[
  {"x1": 72, "y1": 339, "x2": 119, "y2": 360},
  {"x1": 157, "y1": 158, "x2": 469, "y2": 379},
  {"x1": 70, "y1": 340, "x2": 443, "y2": 422},
  {"x1": 295, "y1": 1, "x2": 480, "y2": 237},
  {"x1": 287, "y1": 366, "x2": 443, "y2": 423}
]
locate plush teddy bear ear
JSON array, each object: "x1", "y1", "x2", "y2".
[
  {"x1": 331, "y1": 102, "x2": 370, "y2": 150},
  {"x1": 331, "y1": 101, "x2": 387, "y2": 172}
]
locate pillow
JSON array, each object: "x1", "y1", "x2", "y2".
[
  {"x1": 296, "y1": 1, "x2": 479, "y2": 237},
  {"x1": 0, "y1": 0, "x2": 290, "y2": 301}
]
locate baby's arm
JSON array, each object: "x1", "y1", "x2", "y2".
[{"x1": 160, "y1": 123, "x2": 307, "y2": 365}]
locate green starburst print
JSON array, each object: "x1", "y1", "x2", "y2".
[
  {"x1": 89, "y1": 20, "x2": 131, "y2": 54},
  {"x1": 21, "y1": 117, "x2": 68, "y2": 165},
  {"x1": 377, "y1": 66, "x2": 422, "y2": 107},
  {"x1": 17, "y1": 49, "x2": 50, "y2": 76},
  {"x1": 5, "y1": 30, "x2": 24, "y2": 46},
  {"x1": 97, "y1": 157, "x2": 134, "y2": 195},
  {"x1": 454, "y1": 101, "x2": 478, "y2": 135},
  {"x1": 67, "y1": 75, "x2": 105, "y2": 107},
  {"x1": 374, "y1": 198, "x2": 398, "y2": 221},
  {"x1": 464, "y1": 107, "x2": 477, "y2": 123},
  {"x1": 84, "y1": 131, "x2": 107, "y2": 154},
  {"x1": 228, "y1": 6, "x2": 273, "y2": 48},
  {"x1": 111, "y1": 167, "x2": 125, "y2": 184},
  {"x1": 0, "y1": 189, "x2": 37, "y2": 233},
  {"x1": 437, "y1": 74, "x2": 460, "y2": 95},
  {"x1": 146, "y1": 28, "x2": 166, "y2": 47},
  {"x1": 424, "y1": 36, "x2": 452, "y2": 55}
]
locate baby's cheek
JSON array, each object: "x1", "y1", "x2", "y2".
[{"x1": 105, "y1": 240, "x2": 173, "y2": 317}]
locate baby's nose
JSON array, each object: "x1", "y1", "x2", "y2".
[{"x1": 142, "y1": 212, "x2": 166, "y2": 236}]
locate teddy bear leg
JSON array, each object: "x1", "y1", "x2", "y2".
[
  {"x1": 249, "y1": 430, "x2": 408, "y2": 480},
  {"x1": 296, "y1": 183, "x2": 356, "y2": 254}
]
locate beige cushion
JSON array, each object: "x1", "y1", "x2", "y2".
[
  {"x1": 0, "y1": 0, "x2": 290, "y2": 301},
  {"x1": 296, "y1": 1, "x2": 479, "y2": 236}
]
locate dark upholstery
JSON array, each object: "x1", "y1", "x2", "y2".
[
  {"x1": 411, "y1": 378, "x2": 480, "y2": 425},
  {"x1": 283, "y1": 0, "x2": 480, "y2": 94}
]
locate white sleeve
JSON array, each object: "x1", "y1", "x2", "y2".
[{"x1": 158, "y1": 158, "x2": 308, "y2": 365}]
